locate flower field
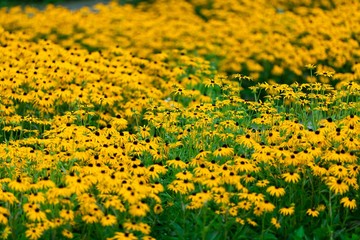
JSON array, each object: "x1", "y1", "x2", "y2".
[{"x1": 0, "y1": 0, "x2": 360, "y2": 239}]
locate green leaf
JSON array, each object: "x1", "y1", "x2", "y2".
[
  {"x1": 207, "y1": 231, "x2": 220, "y2": 240},
  {"x1": 170, "y1": 222, "x2": 185, "y2": 239},
  {"x1": 313, "y1": 227, "x2": 328, "y2": 239},
  {"x1": 351, "y1": 234, "x2": 360, "y2": 240},
  {"x1": 294, "y1": 226, "x2": 305, "y2": 239},
  {"x1": 262, "y1": 232, "x2": 278, "y2": 240}
]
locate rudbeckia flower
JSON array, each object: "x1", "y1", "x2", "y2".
[
  {"x1": 279, "y1": 205, "x2": 295, "y2": 216},
  {"x1": 266, "y1": 186, "x2": 286, "y2": 197},
  {"x1": 340, "y1": 197, "x2": 357, "y2": 210},
  {"x1": 282, "y1": 172, "x2": 301, "y2": 183},
  {"x1": 306, "y1": 208, "x2": 319, "y2": 217}
]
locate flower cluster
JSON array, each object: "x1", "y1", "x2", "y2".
[
  {"x1": 1, "y1": 0, "x2": 360, "y2": 86},
  {"x1": 0, "y1": 1, "x2": 359, "y2": 240}
]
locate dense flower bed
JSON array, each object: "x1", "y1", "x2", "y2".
[{"x1": 0, "y1": 0, "x2": 359, "y2": 239}]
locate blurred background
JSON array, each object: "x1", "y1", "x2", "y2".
[{"x1": 0, "y1": 0, "x2": 147, "y2": 8}]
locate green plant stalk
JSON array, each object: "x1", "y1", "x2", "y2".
[
  {"x1": 341, "y1": 208, "x2": 349, "y2": 230},
  {"x1": 329, "y1": 191, "x2": 334, "y2": 240},
  {"x1": 181, "y1": 194, "x2": 186, "y2": 240},
  {"x1": 261, "y1": 214, "x2": 265, "y2": 240},
  {"x1": 202, "y1": 206, "x2": 207, "y2": 240}
]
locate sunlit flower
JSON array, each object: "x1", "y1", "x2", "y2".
[
  {"x1": 82, "y1": 214, "x2": 98, "y2": 224},
  {"x1": 340, "y1": 197, "x2": 357, "y2": 210},
  {"x1": 282, "y1": 172, "x2": 301, "y2": 183},
  {"x1": 123, "y1": 221, "x2": 151, "y2": 235},
  {"x1": 26, "y1": 207, "x2": 47, "y2": 222},
  {"x1": 316, "y1": 204, "x2": 326, "y2": 212},
  {"x1": 327, "y1": 178, "x2": 349, "y2": 195},
  {"x1": 153, "y1": 204, "x2": 163, "y2": 214},
  {"x1": 271, "y1": 217, "x2": 281, "y2": 229},
  {"x1": 1, "y1": 226, "x2": 11, "y2": 239},
  {"x1": 129, "y1": 202, "x2": 150, "y2": 217},
  {"x1": 247, "y1": 218, "x2": 258, "y2": 227},
  {"x1": 0, "y1": 207, "x2": 9, "y2": 225},
  {"x1": 279, "y1": 205, "x2": 295, "y2": 216},
  {"x1": 213, "y1": 145, "x2": 234, "y2": 157},
  {"x1": 60, "y1": 209, "x2": 75, "y2": 221},
  {"x1": 26, "y1": 227, "x2": 43, "y2": 240},
  {"x1": 101, "y1": 214, "x2": 117, "y2": 226},
  {"x1": 305, "y1": 64, "x2": 317, "y2": 70},
  {"x1": 108, "y1": 232, "x2": 137, "y2": 240},
  {"x1": 306, "y1": 208, "x2": 319, "y2": 217},
  {"x1": 256, "y1": 180, "x2": 270, "y2": 188},
  {"x1": 266, "y1": 186, "x2": 286, "y2": 197},
  {"x1": 62, "y1": 229, "x2": 73, "y2": 239}
]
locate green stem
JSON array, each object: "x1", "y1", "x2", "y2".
[
  {"x1": 181, "y1": 194, "x2": 186, "y2": 240},
  {"x1": 261, "y1": 214, "x2": 265, "y2": 240},
  {"x1": 329, "y1": 191, "x2": 334, "y2": 240},
  {"x1": 202, "y1": 207, "x2": 207, "y2": 240},
  {"x1": 341, "y1": 208, "x2": 349, "y2": 230}
]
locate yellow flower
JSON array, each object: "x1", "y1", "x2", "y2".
[
  {"x1": 8, "y1": 177, "x2": 31, "y2": 192},
  {"x1": 27, "y1": 192, "x2": 46, "y2": 204},
  {"x1": 26, "y1": 227, "x2": 44, "y2": 240},
  {"x1": 82, "y1": 214, "x2": 98, "y2": 224},
  {"x1": 0, "y1": 189, "x2": 19, "y2": 204},
  {"x1": 316, "y1": 204, "x2": 326, "y2": 212},
  {"x1": 236, "y1": 199, "x2": 251, "y2": 210},
  {"x1": 213, "y1": 192, "x2": 230, "y2": 205},
  {"x1": 306, "y1": 208, "x2": 319, "y2": 217},
  {"x1": 103, "y1": 196, "x2": 126, "y2": 212},
  {"x1": 0, "y1": 207, "x2": 9, "y2": 225},
  {"x1": 327, "y1": 178, "x2": 349, "y2": 195},
  {"x1": 187, "y1": 191, "x2": 211, "y2": 210},
  {"x1": 256, "y1": 179, "x2": 270, "y2": 187},
  {"x1": 108, "y1": 232, "x2": 137, "y2": 240},
  {"x1": 129, "y1": 202, "x2": 150, "y2": 217},
  {"x1": 282, "y1": 172, "x2": 301, "y2": 183},
  {"x1": 213, "y1": 145, "x2": 234, "y2": 157},
  {"x1": 261, "y1": 200, "x2": 276, "y2": 212},
  {"x1": 271, "y1": 217, "x2": 281, "y2": 229},
  {"x1": 199, "y1": 173, "x2": 221, "y2": 188},
  {"x1": 242, "y1": 174, "x2": 256, "y2": 183},
  {"x1": 60, "y1": 209, "x2": 75, "y2": 221},
  {"x1": 246, "y1": 192, "x2": 265, "y2": 203},
  {"x1": 329, "y1": 165, "x2": 349, "y2": 178},
  {"x1": 168, "y1": 175, "x2": 195, "y2": 194},
  {"x1": 137, "y1": 125, "x2": 151, "y2": 138},
  {"x1": 62, "y1": 229, "x2": 73, "y2": 239},
  {"x1": 142, "y1": 236, "x2": 156, "y2": 240},
  {"x1": 123, "y1": 221, "x2": 151, "y2": 235},
  {"x1": 234, "y1": 157, "x2": 255, "y2": 172},
  {"x1": 1, "y1": 226, "x2": 11, "y2": 239},
  {"x1": 305, "y1": 64, "x2": 317, "y2": 70},
  {"x1": 340, "y1": 197, "x2": 357, "y2": 210},
  {"x1": 266, "y1": 186, "x2": 286, "y2": 197},
  {"x1": 153, "y1": 204, "x2": 163, "y2": 214},
  {"x1": 279, "y1": 205, "x2": 295, "y2": 216},
  {"x1": 236, "y1": 134, "x2": 259, "y2": 149},
  {"x1": 232, "y1": 73, "x2": 253, "y2": 81},
  {"x1": 315, "y1": 70, "x2": 334, "y2": 77},
  {"x1": 204, "y1": 78, "x2": 222, "y2": 88},
  {"x1": 101, "y1": 214, "x2": 117, "y2": 226},
  {"x1": 172, "y1": 86, "x2": 184, "y2": 95},
  {"x1": 253, "y1": 204, "x2": 264, "y2": 216},
  {"x1": 246, "y1": 218, "x2": 258, "y2": 227},
  {"x1": 236, "y1": 217, "x2": 245, "y2": 225},
  {"x1": 26, "y1": 207, "x2": 47, "y2": 222},
  {"x1": 167, "y1": 157, "x2": 187, "y2": 169}
]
